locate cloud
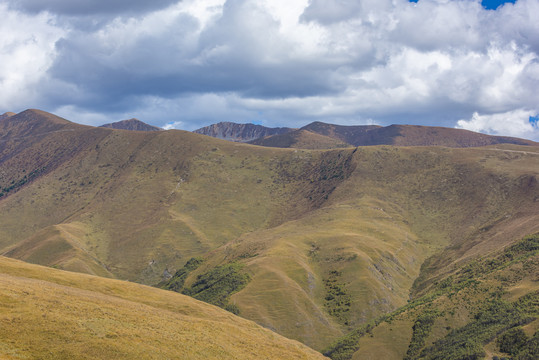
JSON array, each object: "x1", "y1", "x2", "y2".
[
  {"x1": 456, "y1": 109, "x2": 539, "y2": 140},
  {"x1": 0, "y1": 4, "x2": 65, "y2": 110},
  {"x1": 7, "y1": 0, "x2": 179, "y2": 16},
  {"x1": 2, "y1": 0, "x2": 539, "y2": 140}
]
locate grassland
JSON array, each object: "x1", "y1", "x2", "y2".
[
  {"x1": 0, "y1": 255, "x2": 327, "y2": 359},
  {"x1": 324, "y1": 233, "x2": 539, "y2": 360},
  {"x1": 1, "y1": 109, "x2": 538, "y2": 352}
]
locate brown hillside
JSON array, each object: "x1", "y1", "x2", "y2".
[
  {"x1": 100, "y1": 118, "x2": 162, "y2": 131},
  {"x1": 0, "y1": 256, "x2": 327, "y2": 360},
  {"x1": 0, "y1": 111, "x2": 15, "y2": 121},
  {"x1": 250, "y1": 129, "x2": 350, "y2": 149}
]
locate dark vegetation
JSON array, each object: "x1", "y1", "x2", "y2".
[
  {"x1": 161, "y1": 259, "x2": 250, "y2": 315},
  {"x1": 324, "y1": 270, "x2": 352, "y2": 325},
  {"x1": 404, "y1": 310, "x2": 440, "y2": 360},
  {"x1": 160, "y1": 257, "x2": 203, "y2": 292},
  {"x1": 0, "y1": 167, "x2": 46, "y2": 198},
  {"x1": 420, "y1": 293, "x2": 538, "y2": 359},
  {"x1": 323, "y1": 233, "x2": 539, "y2": 360}
]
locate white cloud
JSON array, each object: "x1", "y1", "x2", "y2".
[
  {"x1": 0, "y1": 4, "x2": 65, "y2": 110},
  {"x1": 2, "y1": 0, "x2": 539, "y2": 140},
  {"x1": 456, "y1": 109, "x2": 539, "y2": 140}
]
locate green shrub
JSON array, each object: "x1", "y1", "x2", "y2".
[{"x1": 497, "y1": 327, "x2": 528, "y2": 356}]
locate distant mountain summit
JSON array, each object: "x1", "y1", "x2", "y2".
[
  {"x1": 0, "y1": 109, "x2": 82, "y2": 141},
  {"x1": 198, "y1": 120, "x2": 536, "y2": 149},
  {"x1": 193, "y1": 122, "x2": 295, "y2": 142},
  {"x1": 100, "y1": 118, "x2": 161, "y2": 131},
  {"x1": 0, "y1": 112, "x2": 15, "y2": 121}
]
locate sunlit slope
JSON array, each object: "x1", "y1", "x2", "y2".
[
  {"x1": 0, "y1": 111, "x2": 356, "y2": 283},
  {"x1": 163, "y1": 145, "x2": 539, "y2": 350},
  {"x1": 324, "y1": 233, "x2": 539, "y2": 360},
  {"x1": 0, "y1": 256, "x2": 326, "y2": 360}
]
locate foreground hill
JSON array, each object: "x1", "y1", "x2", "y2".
[
  {"x1": 250, "y1": 122, "x2": 537, "y2": 149},
  {"x1": 1, "y1": 109, "x2": 538, "y2": 351},
  {"x1": 99, "y1": 118, "x2": 162, "y2": 131},
  {"x1": 0, "y1": 256, "x2": 326, "y2": 359},
  {"x1": 194, "y1": 121, "x2": 295, "y2": 142}
]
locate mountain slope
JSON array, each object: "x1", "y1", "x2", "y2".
[
  {"x1": 249, "y1": 129, "x2": 350, "y2": 149},
  {"x1": 324, "y1": 233, "x2": 539, "y2": 360},
  {"x1": 0, "y1": 255, "x2": 326, "y2": 359},
  {"x1": 251, "y1": 122, "x2": 537, "y2": 149},
  {"x1": 1, "y1": 109, "x2": 538, "y2": 351},
  {"x1": 100, "y1": 118, "x2": 162, "y2": 131},
  {"x1": 0, "y1": 112, "x2": 15, "y2": 121},
  {"x1": 160, "y1": 145, "x2": 539, "y2": 349},
  {"x1": 194, "y1": 121, "x2": 295, "y2": 142}
]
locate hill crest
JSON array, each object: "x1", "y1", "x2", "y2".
[{"x1": 99, "y1": 118, "x2": 162, "y2": 131}]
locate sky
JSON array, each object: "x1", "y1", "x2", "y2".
[{"x1": 1, "y1": 0, "x2": 538, "y2": 140}]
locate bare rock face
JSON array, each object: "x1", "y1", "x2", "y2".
[
  {"x1": 100, "y1": 118, "x2": 161, "y2": 131},
  {"x1": 193, "y1": 122, "x2": 295, "y2": 142}
]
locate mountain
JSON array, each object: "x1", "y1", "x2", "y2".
[
  {"x1": 1, "y1": 109, "x2": 538, "y2": 352},
  {"x1": 0, "y1": 255, "x2": 326, "y2": 359},
  {"x1": 251, "y1": 121, "x2": 537, "y2": 149},
  {"x1": 0, "y1": 111, "x2": 15, "y2": 121},
  {"x1": 249, "y1": 129, "x2": 350, "y2": 149},
  {"x1": 193, "y1": 121, "x2": 295, "y2": 142},
  {"x1": 100, "y1": 118, "x2": 162, "y2": 131}
]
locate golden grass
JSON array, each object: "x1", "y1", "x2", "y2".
[{"x1": 0, "y1": 256, "x2": 326, "y2": 360}]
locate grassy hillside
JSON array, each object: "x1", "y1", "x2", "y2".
[
  {"x1": 323, "y1": 233, "x2": 539, "y2": 360},
  {"x1": 0, "y1": 255, "x2": 326, "y2": 359},
  {"x1": 1, "y1": 109, "x2": 538, "y2": 351},
  {"x1": 162, "y1": 145, "x2": 539, "y2": 349}
]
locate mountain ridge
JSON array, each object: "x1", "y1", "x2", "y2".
[
  {"x1": 0, "y1": 255, "x2": 327, "y2": 359},
  {"x1": 194, "y1": 121, "x2": 295, "y2": 142},
  {"x1": 100, "y1": 118, "x2": 162, "y2": 131},
  {"x1": 253, "y1": 121, "x2": 537, "y2": 148}
]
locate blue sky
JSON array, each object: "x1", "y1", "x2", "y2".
[
  {"x1": 1, "y1": 0, "x2": 538, "y2": 140},
  {"x1": 410, "y1": 0, "x2": 517, "y2": 9},
  {"x1": 481, "y1": 0, "x2": 517, "y2": 9}
]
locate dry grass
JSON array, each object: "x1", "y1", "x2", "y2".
[
  {"x1": 0, "y1": 256, "x2": 326, "y2": 360},
  {"x1": 1, "y1": 110, "x2": 538, "y2": 352}
]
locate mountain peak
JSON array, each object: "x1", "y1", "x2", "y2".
[
  {"x1": 0, "y1": 112, "x2": 15, "y2": 121},
  {"x1": 0, "y1": 109, "x2": 79, "y2": 141},
  {"x1": 99, "y1": 118, "x2": 162, "y2": 131},
  {"x1": 194, "y1": 122, "x2": 295, "y2": 142}
]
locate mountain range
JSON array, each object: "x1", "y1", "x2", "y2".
[
  {"x1": 195, "y1": 121, "x2": 536, "y2": 148},
  {"x1": 0, "y1": 109, "x2": 538, "y2": 359}
]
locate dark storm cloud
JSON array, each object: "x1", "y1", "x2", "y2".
[{"x1": 8, "y1": 0, "x2": 180, "y2": 16}]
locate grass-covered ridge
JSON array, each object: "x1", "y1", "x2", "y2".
[
  {"x1": 323, "y1": 233, "x2": 539, "y2": 359},
  {"x1": 0, "y1": 255, "x2": 327, "y2": 360}
]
